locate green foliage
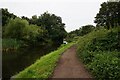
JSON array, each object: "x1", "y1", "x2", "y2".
[
  {"x1": 87, "y1": 53, "x2": 120, "y2": 79},
  {"x1": 19, "y1": 12, "x2": 67, "y2": 45},
  {"x1": 87, "y1": 29, "x2": 119, "y2": 51},
  {"x1": 66, "y1": 25, "x2": 95, "y2": 42},
  {"x1": 94, "y1": 1, "x2": 120, "y2": 29},
  {"x1": 80, "y1": 25, "x2": 95, "y2": 36},
  {"x1": 2, "y1": 38, "x2": 23, "y2": 49},
  {"x1": 13, "y1": 43, "x2": 74, "y2": 79},
  {"x1": 4, "y1": 18, "x2": 47, "y2": 46},
  {"x1": 30, "y1": 12, "x2": 67, "y2": 45},
  {"x1": 77, "y1": 27, "x2": 120, "y2": 79},
  {"x1": 23, "y1": 24, "x2": 45, "y2": 44},
  {"x1": 4, "y1": 18, "x2": 28, "y2": 39},
  {"x1": 2, "y1": 9, "x2": 67, "y2": 47},
  {"x1": 77, "y1": 28, "x2": 108, "y2": 55},
  {"x1": 1, "y1": 8, "x2": 16, "y2": 26}
]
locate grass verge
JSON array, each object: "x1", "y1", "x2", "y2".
[{"x1": 13, "y1": 42, "x2": 74, "y2": 79}]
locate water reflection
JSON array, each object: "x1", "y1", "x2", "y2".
[{"x1": 2, "y1": 45, "x2": 57, "y2": 79}]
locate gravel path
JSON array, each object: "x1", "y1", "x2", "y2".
[{"x1": 51, "y1": 45, "x2": 92, "y2": 78}]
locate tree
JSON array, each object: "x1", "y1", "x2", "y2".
[
  {"x1": 21, "y1": 16, "x2": 30, "y2": 22},
  {"x1": 94, "y1": 1, "x2": 120, "y2": 29},
  {"x1": 4, "y1": 17, "x2": 48, "y2": 45},
  {"x1": 66, "y1": 25, "x2": 95, "y2": 42},
  {"x1": 4, "y1": 18, "x2": 28, "y2": 39},
  {"x1": 29, "y1": 15, "x2": 38, "y2": 25},
  {"x1": 23, "y1": 24, "x2": 46, "y2": 45},
  {"x1": 2, "y1": 8, "x2": 16, "y2": 26},
  {"x1": 80, "y1": 25, "x2": 95, "y2": 36},
  {"x1": 23, "y1": 12, "x2": 67, "y2": 45},
  {"x1": 36, "y1": 12, "x2": 67, "y2": 45}
]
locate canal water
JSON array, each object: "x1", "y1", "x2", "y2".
[{"x1": 2, "y1": 45, "x2": 57, "y2": 79}]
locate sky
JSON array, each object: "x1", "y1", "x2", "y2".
[{"x1": 0, "y1": 0, "x2": 108, "y2": 32}]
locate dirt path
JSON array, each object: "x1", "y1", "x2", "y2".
[{"x1": 51, "y1": 45, "x2": 92, "y2": 78}]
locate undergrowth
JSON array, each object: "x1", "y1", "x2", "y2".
[{"x1": 77, "y1": 27, "x2": 120, "y2": 79}]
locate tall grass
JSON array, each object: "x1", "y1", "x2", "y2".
[{"x1": 2, "y1": 38, "x2": 23, "y2": 50}]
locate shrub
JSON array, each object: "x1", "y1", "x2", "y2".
[
  {"x1": 77, "y1": 27, "x2": 120, "y2": 79},
  {"x1": 87, "y1": 30, "x2": 119, "y2": 52},
  {"x1": 87, "y1": 53, "x2": 120, "y2": 79}
]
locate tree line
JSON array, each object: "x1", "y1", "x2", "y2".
[
  {"x1": 1, "y1": 1, "x2": 120, "y2": 46},
  {"x1": 66, "y1": 25, "x2": 95, "y2": 42},
  {"x1": 67, "y1": 1, "x2": 120, "y2": 42},
  {"x1": 1, "y1": 9, "x2": 67, "y2": 46}
]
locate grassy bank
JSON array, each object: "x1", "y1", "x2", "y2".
[
  {"x1": 77, "y1": 27, "x2": 120, "y2": 79},
  {"x1": 13, "y1": 43, "x2": 74, "y2": 79}
]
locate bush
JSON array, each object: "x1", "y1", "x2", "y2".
[
  {"x1": 77, "y1": 27, "x2": 120, "y2": 79},
  {"x1": 87, "y1": 30, "x2": 119, "y2": 52},
  {"x1": 87, "y1": 53, "x2": 120, "y2": 79}
]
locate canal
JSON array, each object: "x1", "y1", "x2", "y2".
[{"x1": 2, "y1": 45, "x2": 57, "y2": 79}]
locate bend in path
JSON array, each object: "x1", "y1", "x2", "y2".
[{"x1": 51, "y1": 45, "x2": 92, "y2": 78}]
